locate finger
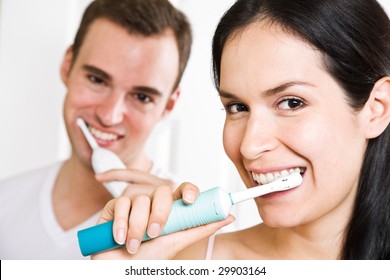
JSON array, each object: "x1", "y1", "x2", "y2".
[
  {"x1": 97, "y1": 198, "x2": 117, "y2": 224},
  {"x1": 93, "y1": 215, "x2": 235, "y2": 260},
  {"x1": 123, "y1": 169, "x2": 174, "y2": 187},
  {"x1": 95, "y1": 169, "x2": 174, "y2": 188},
  {"x1": 95, "y1": 169, "x2": 132, "y2": 183},
  {"x1": 126, "y1": 194, "x2": 151, "y2": 254},
  {"x1": 112, "y1": 196, "x2": 131, "y2": 245},
  {"x1": 121, "y1": 183, "x2": 157, "y2": 199},
  {"x1": 172, "y1": 182, "x2": 200, "y2": 204},
  {"x1": 147, "y1": 185, "x2": 173, "y2": 238}
]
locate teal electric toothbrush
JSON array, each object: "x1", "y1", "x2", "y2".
[{"x1": 77, "y1": 172, "x2": 302, "y2": 256}]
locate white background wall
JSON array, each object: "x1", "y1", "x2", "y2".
[
  {"x1": 1, "y1": 0, "x2": 389, "y2": 232},
  {"x1": 0, "y1": 0, "x2": 238, "y2": 186},
  {"x1": 0, "y1": 0, "x2": 256, "y2": 231}
]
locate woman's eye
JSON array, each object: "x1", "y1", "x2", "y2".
[
  {"x1": 224, "y1": 103, "x2": 248, "y2": 114},
  {"x1": 278, "y1": 98, "x2": 304, "y2": 110}
]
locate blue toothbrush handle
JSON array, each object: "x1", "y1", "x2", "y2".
[{"x1": 77, "y1": 187, "x2": 232, "y2": 256}]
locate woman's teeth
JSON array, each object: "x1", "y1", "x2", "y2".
[
  {"x1": 252, "y1": 167, "x2": 305, "y2": 185},
  {"x1": 89, "y1": 126, "x2": 118, "y2": 141}
]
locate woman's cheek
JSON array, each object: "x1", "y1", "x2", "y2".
[{"x1": 223, "y1": 121, "x2": 243, "y2": 163}]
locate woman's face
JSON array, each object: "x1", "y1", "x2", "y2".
[{"x1": 219, "y1": 21, "x2": 369, "y2": 228}]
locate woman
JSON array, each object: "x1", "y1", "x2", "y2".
[{"x1": 94, "y1": 0, "x2": 390, "y2": 259}]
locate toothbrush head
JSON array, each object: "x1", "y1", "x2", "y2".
[
  {"x1": 230, "y1": 172, "x2": 303, "y2": 204},
  {"x1": 77, "y1": 118, "x2": 98, "y2": 149},
  {"x1": 275, "y1": 172, "x2": 303, "y2": 191}
]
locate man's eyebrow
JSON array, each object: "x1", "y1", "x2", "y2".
[
  {"x1": 83, "y1": 65, "x2": 111, "y2": 81},
  {"x1": 133, "y1": 86, "x2": 163, "y2": 97},
  {"x1": 219, "y1": 81, "x2": 314, "y2": 99},
  {"x1": 82, "y1": 65, "x2": 162, "y2": 97}
]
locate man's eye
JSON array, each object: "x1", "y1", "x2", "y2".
[
  {"x1": 136, "y1": 93, "x2": 152, "y2": 103},
  {"x1": 224, "y1": 103, "x2": 248, "y2": 114},
  {"x1": 88, "y1": 75, "x2": 105, "y2": 85},
  {"x1": 278, "y1": 98, "x2": 304, "y2": 110}
]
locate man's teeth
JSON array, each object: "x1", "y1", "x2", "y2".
[
  {"x1": 89, "y1": 127, "x2": 118, "y2": 141},
  {"x1": 252, "y1": 167, "x2": 304, "y2": 185}
]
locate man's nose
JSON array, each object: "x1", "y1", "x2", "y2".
[{"x1": 96, "y1": 93, "x2": 126, "y2": 126}]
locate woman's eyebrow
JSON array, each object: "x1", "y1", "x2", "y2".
[
  {"x1": 219, "y1": 90, "x2": 238, "y2": 99},
  {"x1": 219, "y1": 81, "x2": 314, "y2": 98},
  {"x1": 263, "y1": 81, "x2": 314, "y2": 97}
]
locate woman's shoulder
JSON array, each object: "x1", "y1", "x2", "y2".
[
  {"x1": 173, "y1": 226, "x2": 263, "y2": 260},
  {"x1": 212, "y1": 223, "x2": 274, "y2": 259},
  {"x1": 174, "y1": 223, "x2": 275, "y2": 260}
]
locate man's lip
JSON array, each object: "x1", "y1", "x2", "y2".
[{"x1": 84, "y1": 121, "x2": 125, "y2": 137}]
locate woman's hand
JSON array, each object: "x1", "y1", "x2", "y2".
[{"x1": 91, "y1": 183, "x2": 235, "y2": 260}]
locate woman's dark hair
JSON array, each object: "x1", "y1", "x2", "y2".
[
  {"x1": 212, "y1": 0, "x2": 390, "y2": 259},
  {"x1": 72, "y1": 0, "x2": 192, "y2": 91}
]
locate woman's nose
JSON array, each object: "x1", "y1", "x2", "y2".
[{"x1": 240, "y1": 116, "x2": 277, "y2": 160}]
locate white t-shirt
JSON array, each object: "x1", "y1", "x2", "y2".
[{"x1": 0, "y1": 162, "x2": 178, "y2": 260}]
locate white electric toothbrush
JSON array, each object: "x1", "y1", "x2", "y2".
[
  {"x1": 76, "y1": 118, "x2": 128, "y2": 197},
  {"x1": 77, "y1": 172, "x2": 303, "y2": 256}
]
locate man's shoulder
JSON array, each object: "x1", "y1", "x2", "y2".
[{"x1": 0, "y1": 162, "x2": 62, "y2": 189}]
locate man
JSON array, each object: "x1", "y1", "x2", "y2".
[{"x1": 0, "y1": 0, "x2": 192, "y2": 259}]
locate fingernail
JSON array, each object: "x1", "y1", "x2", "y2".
[
  {"x1": 116, "y1": 228, "x2": 125, "y2": 245},
  {"x1": 184, "y1": 190, "x2": 196, "y2": 203},
  {"x1": 127, "y1": 239, "x2": 140, "y2": 254},
  {"x1": 147, "y1": 223, "x2": 161, "y2": 238}
]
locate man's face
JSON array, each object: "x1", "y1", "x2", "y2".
[{"x1": 61, "y1": 18, "x2": 180, "y2": 168}]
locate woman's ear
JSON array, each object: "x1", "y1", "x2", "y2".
[
  {"x1": 365, "y1": 76, "x2": 390, "y2": 139},
  {"x1": 60, "y1": 46, "x2": 74, "y2": 85}
]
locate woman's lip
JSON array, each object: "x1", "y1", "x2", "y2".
[
  {"x1": 250, "y1": 167, "x2": 306, "y2": 186},
  {"x1": 256, "y1": 171, "x2": 304, "y2": 199},
  {"x1": 247, "y1": 166, "x2": 305, "y2": 174},
  {"x1": 258, "y1": 185, "x2": 299, "y2": 199}
]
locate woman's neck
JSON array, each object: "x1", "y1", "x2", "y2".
[
  {"x1": 270, "y1": 223, "x2": 344, "y2": 259},
  {"x1": 266, "y1": 197, "x2": 355, "y2": 259}
]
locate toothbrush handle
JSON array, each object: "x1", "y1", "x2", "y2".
[{"x1": 77, "y1": 187, "x2": 231, "y2": 256}]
